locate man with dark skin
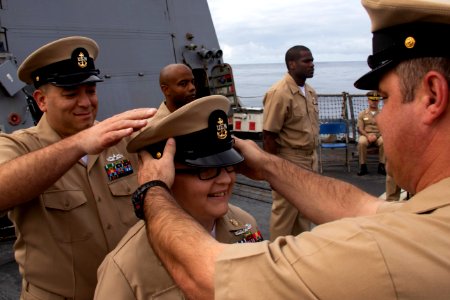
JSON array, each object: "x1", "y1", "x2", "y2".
[
  {"x1": 147, "y1": 64, "x2": 197, "y2": 123},
  {"x1": 159, "y1": 63, "x2": 196, "y2": 112},
  {"x1": 262, "y1": 45, "x2": 318, "y2": 240},
  {"x1": 263, "y1": 46, "x2": 315, "y2": 154}
]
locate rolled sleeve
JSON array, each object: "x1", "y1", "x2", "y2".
[{"x1": 263, "y1": 90, "x2": 288, "y2": 134}]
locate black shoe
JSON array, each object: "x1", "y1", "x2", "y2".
[
  {"x1": 378, "y1": 163, "x2": 386, "y2": 175},
  {"x1": 357, "y1": 164, "x2": 368, "y2": 176}
]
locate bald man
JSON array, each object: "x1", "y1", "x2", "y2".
[{"x1": 159, "y1": 63, "x2": 196, "y2": 112}]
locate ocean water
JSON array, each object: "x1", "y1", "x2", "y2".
[{"x1": 231, "y1": 61, "x2": 371, "y2": 107}]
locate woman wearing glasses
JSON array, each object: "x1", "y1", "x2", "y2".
[{"x1": 94, "y1": 95, "x2": 263, "y2": 299}]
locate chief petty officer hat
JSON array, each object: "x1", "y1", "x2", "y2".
[
  {"x1": 127, "y1": 95, "x2": 244, "y2": 167},
  {"x1": 366, "y1": 90, "x2": 382, "y2": 100},
  {"x1": 354, "y1": 0, "x2": 450, "y2": 90},
  {"x1": 17, "y1": 36, "x2": 103, "y2": 88}
]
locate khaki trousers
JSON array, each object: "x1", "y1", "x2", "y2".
[
  {"x1": 269, "y1": 148, "x2": 318, "y2": 241},
  {"x1": 357, "y1": 135, "x2": 385, "y2": 164},
  {"x1": 385, "y1": 174, "x2": 401, "y2": 201}
]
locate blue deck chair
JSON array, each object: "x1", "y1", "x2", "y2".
[{"x1": 318, "y1": 121, "x2": 350, "y2": 173}]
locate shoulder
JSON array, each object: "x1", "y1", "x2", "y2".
[
  {"x1": 0, "y1": 126, "x2": 39, "y2": 143},
  {"x1": 305, "y1": 83, "x2": 317, "y2": 95},
  {"x1": 98, "y1": 221, "x2": 181, "y2": 298},
  {"x1": 216, "y1": 205, "x2": 264, "y2": 243},
  {"x1": 99, "y1": 221, "x2": 158, "y2": 278},
  {"x1": 0, "y1": 127, "x2": 41, "y2": 162},
  {"x1": 227, "y1": 204, "x2": 257, "y2": 224},
  {"x1": 266, "y1": 74, "x2": 293, "y2": 95},
  {"x1": 358, "y1": 109, "x2": 368, "y2": 118},
  {"x1": 103, "y1": 221, "x2": 149, "y2": 262}
]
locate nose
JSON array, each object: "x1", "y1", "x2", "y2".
[
  {"x1": 77, "y1": 91, "x2": 92, "y2": 107},
  {"x1": 188, "y1": 81, "x2": 196, "y2": 93},
  {"x1": 215, "y1": 167, "x2": 234, "y2": 184}
]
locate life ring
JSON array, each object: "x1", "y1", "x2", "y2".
[{"x1": 8, "y1": 112, "x2": 21, "y2": 126}]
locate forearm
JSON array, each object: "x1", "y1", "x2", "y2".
[
  {"x1": 357, "y1": 126, "x2": 367, "y2": 137},
  {"x1": 0, "y1": 134, "x2": 85, "y2": 210},
  {"x1": 262, "y1": 155, "x2": 381, "y2": 224},
  {"x1": 144, "y1": 187, "x2": 225, "y2": 300}
]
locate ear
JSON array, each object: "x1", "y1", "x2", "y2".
[
  {"x1": 287, "y1": 60, "x2": 296, "y2": 71},
  {"x1": 421, "y1": 71, "x2": 449, "y2": 125},
  {"x1": 32, "y1": 89, "x2": 48, "y2": 112},
  {"x1": 160, "y1": 84, "x2": 169, "y2": 96}
]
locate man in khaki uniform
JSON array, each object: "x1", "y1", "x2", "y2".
[
  {"x1": 124, "y1": 0, "x2": 450, "y2": 299},
  {"x1": 94, "y1": 96, "x2": 263, "y2": 299},
  {"x1": 159, "y1": 63, "x2": 197, "y2": 112},
  {"x1": 357, "y1": 91, "x2": 386, "y2": 175},
  {"x1": 263, "y1": 45, "x2": 318, "y2": 241},
  {"x1": 0, "y1": 36, "x2": 153, "y2": 299},
  {"x1": 147, "y1": 63, "x2": 198, "y2": 124}
]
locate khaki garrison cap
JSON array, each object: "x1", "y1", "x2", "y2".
[
  {"x1": 18, "y1": 36, "x2": 103, "y2": 88},
  {"x1": 354, "y1": 0, "x2": 450, "y2": 90},
  {"x1": 127, "y1": 95, "x2": 244, "y2": 167}
]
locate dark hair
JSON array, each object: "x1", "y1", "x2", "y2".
[{"x1": 285, "y1": 45, "x2": 310, "y2": 69}]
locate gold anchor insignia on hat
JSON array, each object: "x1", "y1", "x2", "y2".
[
  {"x1": 216, "y1": 117, "x2": 227, "y2": 140},
  {"x1": 77, "y1": 52, "x2": 88, "y2": 68},
  {"x1": 404, "y1": 36, "x2": 416, "y2": 49}
]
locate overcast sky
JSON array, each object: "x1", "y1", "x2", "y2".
[{"x1": 207, "y1": 0, "x2": 373, "y2": 64}]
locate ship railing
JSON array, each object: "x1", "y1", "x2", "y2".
[
  {"x1": 318, "y1": 92, "x2": 381, "y2": 142},
  {"x1": 233, "y1": 92, "x2": 376, "y2": 142}
]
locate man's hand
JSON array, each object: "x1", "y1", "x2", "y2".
[
  {"x1": 137, "y1": 138, "x2": 176, "y2": 187},
  {"x1": 234, "y1": 137, "x2": 270, "y2": 181},
  {"x1": 367, "y1": 133, "x2": 377, "y2": 143},
  {"x1": 76, "y1": 108, "x2": 156, "y2": 154}
]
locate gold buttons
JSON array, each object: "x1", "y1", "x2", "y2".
[{"x1": 404, "y1": 36, "x2": 416, "y2": 49}]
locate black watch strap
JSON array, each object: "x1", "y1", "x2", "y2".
[{"x1": 132, "y1": 180, "x2": 170, "y2": 219}]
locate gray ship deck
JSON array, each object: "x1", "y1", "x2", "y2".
[{"x1": 0, "y1": 143, "x2": 386, "y2": 299}]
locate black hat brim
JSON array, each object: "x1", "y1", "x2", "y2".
[
  {"x1": 354, "y1": 59, "x2": 396, "y2": 90},
  {"x1": 184, "y1": 148, "x2": 244, "y2": 168},
  {"x1": 52, "y1": 74, "x2": 103, "y2": 87}
]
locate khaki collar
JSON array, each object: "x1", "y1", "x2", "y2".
[{"x1": 399, "y1": 177, "x2": 450, "y2": 214}]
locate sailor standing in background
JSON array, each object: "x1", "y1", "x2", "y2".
[
  {"x1": 262, "y1": 45, "x2": 318, "y2": 241},
  {"x1": 0, "y1": 36, "x2": 153, "y2": 299}
]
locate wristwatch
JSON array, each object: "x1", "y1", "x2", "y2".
[{"x1": 132, "y1": 180, "x2": 170, "y2": 219}]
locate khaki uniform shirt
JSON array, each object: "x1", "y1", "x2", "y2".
[
  {"x1": 357, "y1": 108, "x2": 381, "y2": 137},
  {"x1": 153, "y1": 101, "x2": 171, "y2": 122},
  {"x1": 0, "y1": 114, "x2": 139, "y2": 299},
  {"x1": 94, "y1": 204, "x2": 264, "y2": 300},
  {"x1": 263, "y1": 73, "x2": 319, "y2": 152},
  {"x1": 215, "y1": 178, "x2": 450, "y2": 299}
]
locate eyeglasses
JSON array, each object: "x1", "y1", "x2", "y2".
[{"x1": 175, "y1": 165, "x2": 235, "y2": 180}]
